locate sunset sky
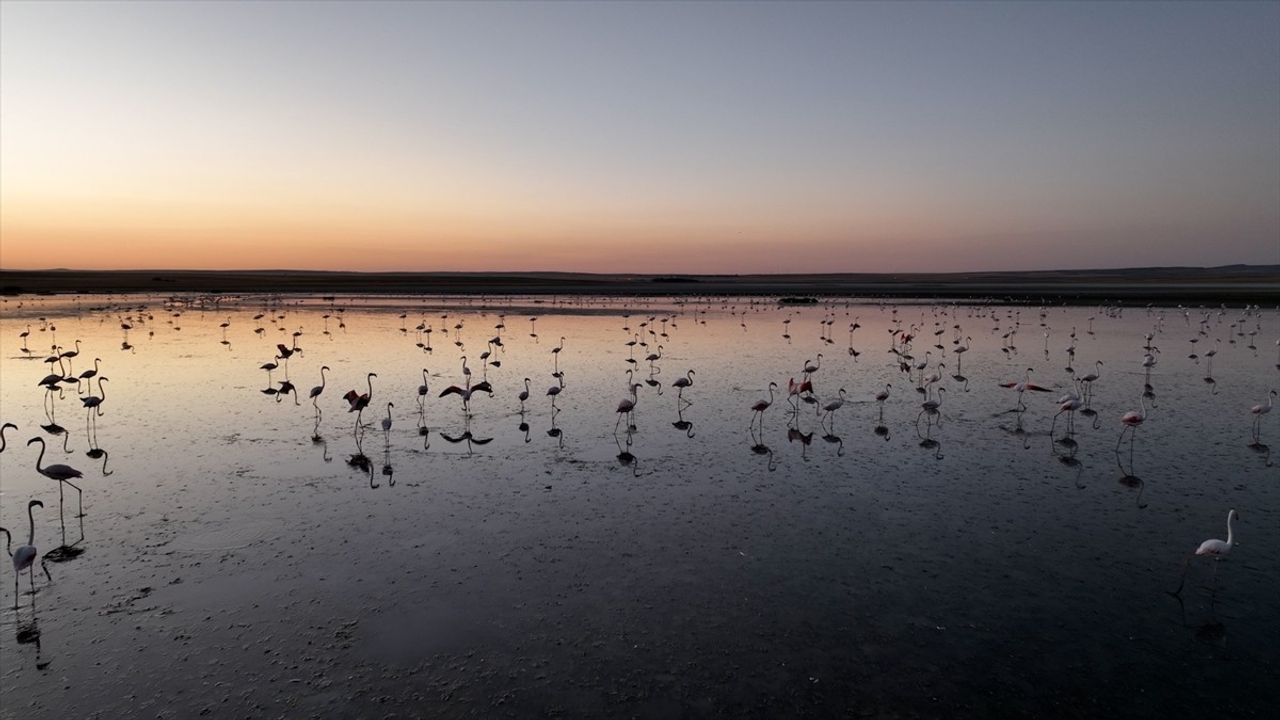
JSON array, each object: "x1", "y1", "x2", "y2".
[{"x1": 1, "y1": 1, "x2": 1277, "y2": 273}]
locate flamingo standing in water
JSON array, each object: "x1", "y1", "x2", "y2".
[
  {"x1": 28, "y1": 436, "x2": 85, "y2": 520},
  {"x1": 381, "y1": 402, "x2": 394, "y2": 438},
  {"x1": 7, "y1": 500, "x2": 51, "y2": 609},
  {"x1": 1250, "y1": 389, "x2": 1276, "y2": 441},
  {"x1": 802, "y1": 353, "x2": 822, "y2": 380},
  {"x1": 645, "y1": 345, "x2": 663, "y2": 370},
  {"x1": 1116, "y1": 394, "x2": 1148, "y2": 450},
  {"x1": 918, "y1": 388, "x2": 945, "y2": 426},
  {"x1": 671, "y1": 370, "x2": 694, "y2": 406},
  {"x1": 615, "y1": 383, "x2": 641, "y2": 431},
  {"x1": 952, "y1": 337, "x2": 971, "y2": 373},
  {"x1": 1077, "y1": 361, "x2": 1102, "y2": 405},
  {"x1": 81, "y1": 377, "x2": 108, "y2": 415},
  {"x1": 518, "y1": 378, "x2": 531, "y2": 410},
  {"x1": 749, "y1": 382, "x2": 778, "y2": 429},
  {"x1": 78, "y1": 357, "x2": 102, "y2": 384},
  {"x1": 1051, "y1": 393, "x2": 1083, "y2": 437},
  {"x1": 1171, "y1": 509, "x2": 1238, "y2": 595},
  {"x1": 551, "y1": 337, "x2": 566, "y2": 374},
  {"x1": 874, "y1": 383, "x2": 892, "y2": 422},
  {"x1": 819, "y1": 388, "x2": 847, "y2": 430},
  {"x1": 310, "y1": 366, "x2": 330, "y2": 408}
]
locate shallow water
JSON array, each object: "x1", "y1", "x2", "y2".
[{"x1": 1, "y1": 294, "x2": 1277, "y2": 719}]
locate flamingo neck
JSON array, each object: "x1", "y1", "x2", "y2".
[
  {"x1": 32, "y1": 440, "x2": 45, "y2": 473},
  {"x1": 27, "y1": 505, "x2": 36, "y2": 545},
  {"x1": 1226, "y1": 513, "x2": 1235, "y2": 547}
]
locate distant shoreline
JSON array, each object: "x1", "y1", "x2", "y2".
[{"x1": 1, "y1": 266, "x2": 1277, "y2": 304}]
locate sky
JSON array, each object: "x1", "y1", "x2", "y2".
[{"x1": 1, "y1": 1, "x2": 1277, "y2": 274}]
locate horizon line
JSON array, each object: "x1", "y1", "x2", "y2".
[{"x1": 3, "y1": 263, "x2": 1277, "y2": 277}]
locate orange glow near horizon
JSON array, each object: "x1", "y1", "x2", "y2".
[{"x1": 1, "y1": 180, "x2": 962, "y2": 273}]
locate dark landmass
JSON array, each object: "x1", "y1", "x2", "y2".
[{"x1": 1, "y1": 265, "x2": 1277, "y2": 303}]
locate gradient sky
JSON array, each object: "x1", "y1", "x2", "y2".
[{"x1": 2, "y1": 1, "x2": 1277, "y2": 273}]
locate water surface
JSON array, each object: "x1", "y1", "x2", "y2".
[{"x1": 1, "y1": 295, "x2": 1277, "y2": 718}]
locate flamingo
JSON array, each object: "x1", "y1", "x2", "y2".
[
  {"x1": 60, "y1": 339, "x2": 81, "y2": 372},
  {"x1": 344, "y1": 373, "x2": 377, "y2": 411},
  {"x1": 1077, "y1": 361, "x2": 1102, "y2": 402},
  {"x1": 551, "y1": 337, "x2": 566, "y2": 373},
  {"x1": 615, "y1": 383, "x2": 641, "y2": 431},
  {"x1": 1116, "y1": 394, "x2": 1148, "y2": 450},
  {"x1": 875, "y1": 383, "x2": 892, "y2": 406},
  {"x1": 310, "y1": 366, "x2": 330, "y2": 407},
  {"x1": 343, "y1": 372, "x2": 377, "y2": 431},
  {"x1": 417, "y1": 368, "x2": 430, "y2": 399},
  {"x1": 918, "y1": 388, "x2": 945, "y2": 425},
  {"x1": 786, "y1": 377, "x2": 814, "y2": 411},
  {"x1": 999, "y1": 368, "x2": 1053, "y2": 410},
  {"x1": 78, "y1": 357, "x2": 102, "y2": 382},
  {"x1": 749, "y1": 382, "x2": 778, "y2": 429},
  {"x1": 820, "y1": 388, "x2": 846, "y2": 429},
  {"x1": 672, "y1": 370, "x2": 694, "y2": 405},
  {"x1": 260, "y1": 359, "x2": 279, "y2": 382},
  {"x1": 37, "y1": 353, "x2": 65, "y2": 388},
  {"x1": 802, "y1": 353, "x2": 822, "y2": 378},
  {"x1": 1051, "y1": 393, "x2": 1083, "y2": 437},
  {"x1": 439, "y1": 366, "x2": 492, "y2": 411},
  {"x1": 546, "y1": 382, "x2": 563, "y2": 408},
  {"x1": 952, "y1": 337, "x2": 971, "y2": 372},
  {"x1": 81, "y1": 377, "x2": 108, "y2": 414},
  {"x1": 381, "y1": 402, "x2": 394, "y2": 437},
  {"x1": 8, "y1": 501, "x2": 51, "y2": 609},
  {"x1": 518, "y1": 378, "x2": 531, "y2": 410},
  {"x1": 1250, "y1": 389, "x2": 1276, "y2": 441},
  {"x1": 0, "y1": 422, "x2": 16, "y2": 453},
  {"x1": 1172, "y1": 510, "x2": 1238, "y2": 595},
  {"x1": 28, "y1": 436, "x2": 85, "y2": 520}
]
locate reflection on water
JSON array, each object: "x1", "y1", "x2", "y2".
[{"x1": 1, "y1": 294, "x2": 1278, "y2": 717}]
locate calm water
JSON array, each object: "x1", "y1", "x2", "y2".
[{"x1": 1, "y1": 294, "x2": 1277, "y2": 719}]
